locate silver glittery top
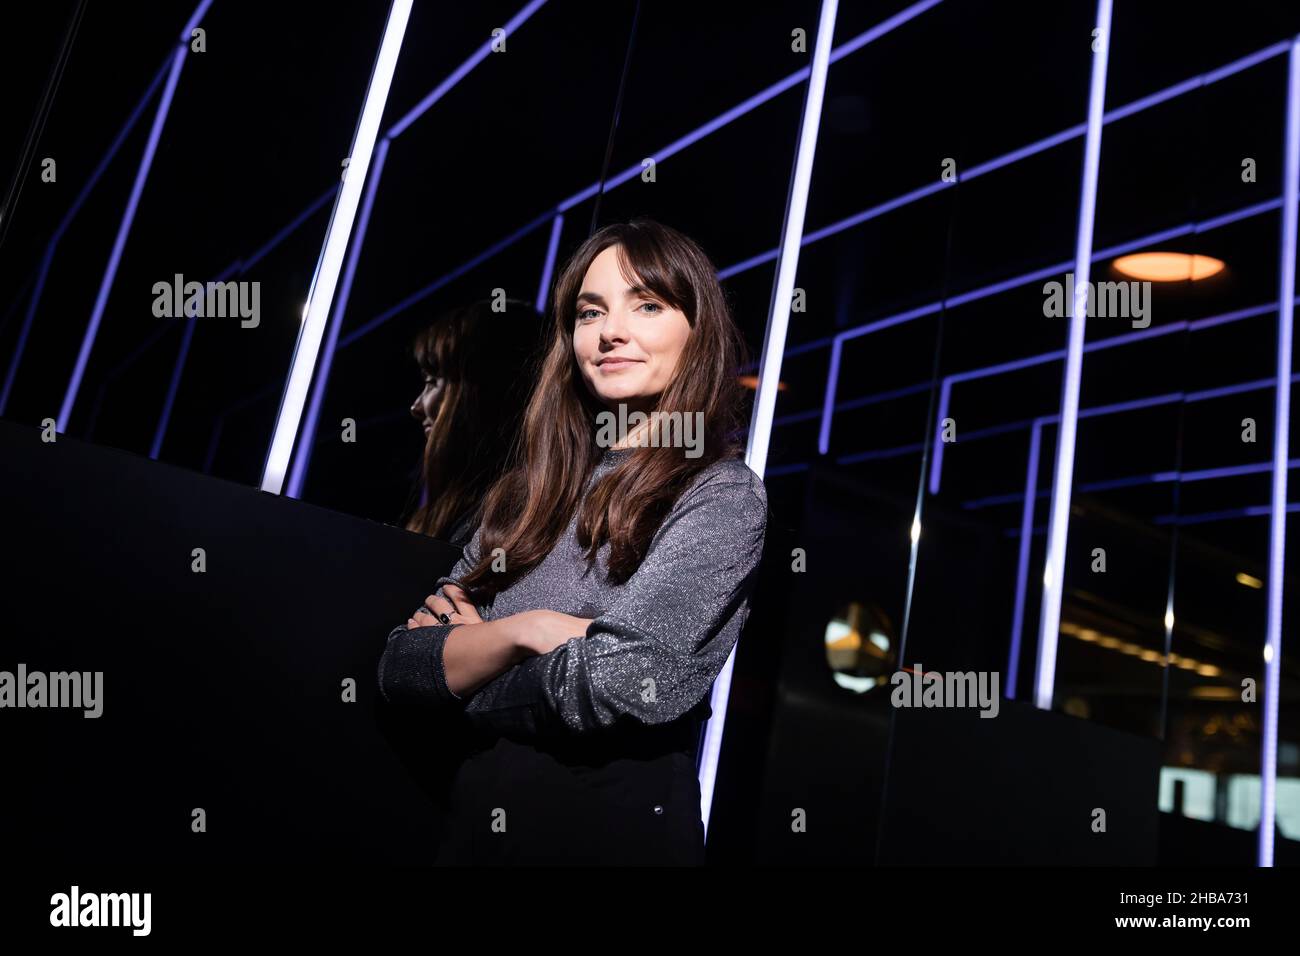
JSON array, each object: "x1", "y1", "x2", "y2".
[{"x1": 377, "y1": 445, "x2": 768, "y2": 740}]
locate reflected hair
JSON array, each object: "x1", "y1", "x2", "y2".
[{"x1": 403, "y1": 299, "x2": 542, "y2": 540}]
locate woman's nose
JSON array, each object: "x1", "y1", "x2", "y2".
[
  {"x1": 410, "y1": 392, "x2": 424, "y2": 419},
  {"x1": 600, "y1": 312, "x2": 629, "y2": 343}
]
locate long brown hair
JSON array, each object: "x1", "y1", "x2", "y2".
[
  {"x1": 457, "y1": 218, "x2": 750, "y2": 599},
  {"x1": 403, "y1": 299, "x2": 543, "y2": 540}
]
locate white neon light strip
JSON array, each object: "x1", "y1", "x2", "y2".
[
  {"x1": 1033, "y1": 0, "x2": 1113, "y2": 710},
  {"x1": 1258, "y1": 36, "x2": 1299, "y2": 869},
  {"x1": 699, "y1": 0, "x2": 840, "y2": 838},
  {"x1": 260, "y1": 0, "x2": 413, "y2": 494}
]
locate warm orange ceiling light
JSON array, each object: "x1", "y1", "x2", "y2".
[{"x1": 1112, "y1": 252, "x2": 1225, "y2": 281}]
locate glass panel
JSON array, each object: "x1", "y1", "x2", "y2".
[
  {"x1": 0, "y1": 2, "x2": 396, "y2": 489},
  {"x1": 903, "y1": 0, "x2": 1096, "y2": 689},
  {"x1": 291, "y1": 1, "x2": 633, "y2": 527},
  {"x1": 1058, "y1": 0, "x2": 1298, "y2": 865}
]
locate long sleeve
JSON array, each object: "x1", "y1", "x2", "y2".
[
  {"x1": 376, "y1": 524, "x2": 486, "y2": 707},
  {"x1": 460, "y1": 467, "x2": 768, "y2": 739}
]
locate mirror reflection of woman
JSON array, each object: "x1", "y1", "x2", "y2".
[
  {"x1": 403, "y1": 299, "x2": 542, "y2": 546},
  {"x1": 379, "y1": 218, "x2": 769, "y2": 865}
]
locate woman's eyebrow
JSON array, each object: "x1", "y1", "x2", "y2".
[{"x1": 576, "y1": 285, "x2": 656, "y2": 307}]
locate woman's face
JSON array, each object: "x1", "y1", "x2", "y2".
[
  {"x1": 410, "y1": 371, "x2": 445, "y2": 437},
  {"x1": 572, "y1": 244, "x2": 691, "y2": 415}
]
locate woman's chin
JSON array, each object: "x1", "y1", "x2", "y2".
[{"x1": 596, "y1": 388, "x2": 648, "y2": 407}]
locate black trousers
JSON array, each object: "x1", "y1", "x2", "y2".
[{"x1": 433, "y1": 726, "x2": 706, "y2": 866}]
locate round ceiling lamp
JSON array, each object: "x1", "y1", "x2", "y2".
[{"x1": 1112, "y1": 252, "x2": 1225, "y2": 281}]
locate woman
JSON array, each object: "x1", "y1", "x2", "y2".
[
  {"x1": 377, "y1": 218, "x2": 768, "y2": 865},
  {"x1": 402, "y1": 298, "x2": 543, "y2": 546}
]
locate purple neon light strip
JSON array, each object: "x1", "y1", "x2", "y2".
[
  {"x1": 537, "y1": 214, "x2": 564, "y2": 314},
  {"x1": 198, "y1": 182, "x2": 550, "y2": 457},
  {"x1": 0, "y1": 55, "x2": 172, "y2": 416},
  {"x1": 808, "y1": 39, "x2": 1287, "y2": 456},
  {"x1": 739, "y1": 39, "x2": 1285, "y2": 294},
  {"x1": 202, "y1": 382, "x2": 278, "y2": 475},
  {"x1": 811, "y1": 192, "x2": 1283, "y2": 466},
  {"x1": 338, "y1": 207, "x2": 559, "y2": 347},
  {"x1": 184, "y1": 13, "x2": 1289, "y2": 517},
  {"x1": 1006, "y1": 421, "x2": 1043, "y2": 697},
  {"x1": 309, "y1": 15, "x2": 1281, "y2": 368},
  {"x1": 85, "y1": 320, "x2": 179, "y2": 440},
  {"x1": 56, "y1": 38, "x2": 197, "y2": 431},
  {"x1": 568, "y1": 0, "x2": 946, "y2": 207},
  {"x1": 150, "y1": 308, "x2": 197, "y2": 460},
  {"x1": 1259, "y1": 36, "x2": 1299, "y2": 869},
  {"x1": 1009, "y1": 418, "x2": 1283, "y2": 678},
  {"x1": 926, "y1": 205, "x2": 1282, "y2": 488},
  {"x1": 1015, "y1": 502, "x2": 1300, "y2": 533},
  {"x1": 929, "y1": 302, "x2": 1280, "y2": 492},
  {"x1": 146, "y1": 188, "x2": 339, "y2": 457},
  {"x1": 1015, "y1": 368, "x2": 1296, "y2": 707},
  {"x1": 1003, "y1": 369, "x2": 1300, "y2": 697},
  {"x1": 55, "y1": 1, "x2": 215, "y2": 431},
  {"x1": 775, "y1": 365, "x2": 1300, "y2": 698},
  {"x1": 145, "y1": 190, "x2": 332, "y2": 451},
  {"x1": 925, "y1": 202, "x2": 1282, "y2": 483},
  {"x1": 151, "y1": 0, "x2": 538, "y2": 463},
  {"x1": 967, "y1": 454, "x2": 1300, "y2": 511},
  {"x1": 1155, "y1": 503, "x2": 1300, "y2": 526},
  {"x1": 760, "y1": 366, "x2": 1300, "y2": 492},
  {"x1": 147, "y1": 260, "x2": 240, "y2": 459},
  {"x1": 24, "y1": 16, "x2": 1281, "y2": 444},
  {"x1": 785, "y1": 379, "x2": 934, "y2": 430},
  {"x1": 89, "y1": 187, "x2": 334, "y2": 455},
  {"x1": 945, "y1": 366, "x2": 1285, "y2": 471},
  {"x1": 243, "y1": 186, "x2": 338, "y2": 271},
  {"x1": 386, "y1": 0, "x2": 550, "y2": 139},
  {"x1": 336, "y1": 1, "x2": 947, "y2": 350}
]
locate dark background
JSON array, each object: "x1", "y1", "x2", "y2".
[{"x1": 4, "y1": 0, "x2": 1300, "y2": 863}]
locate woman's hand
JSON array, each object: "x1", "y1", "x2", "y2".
[
  {"x1": 403, "y1": 593, "x2": 590, "y2": 662},
  {"x1": 514, "y1": 609, "x2": 595, "y2": 656},
  {"x1": 407, "y1": 583, "x2": 482, "y2": 630}
]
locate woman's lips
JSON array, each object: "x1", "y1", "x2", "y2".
[{"x1": 598, "y1": 359, "x2": 641, "y2": 371}]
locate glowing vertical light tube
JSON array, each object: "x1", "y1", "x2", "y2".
[
  {"x1": 284, "y1": 138, "x2": 390, "y2": 499},
  {"x1": 260, "y1": 0, "x2": 413, "y2": 494},
  {"x1": 1258, "y1": 35, "x2": 1299, "y2": 869},
  {"x1": 1033, "y1": 0, "x2": 1112, "y2": 711}
]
